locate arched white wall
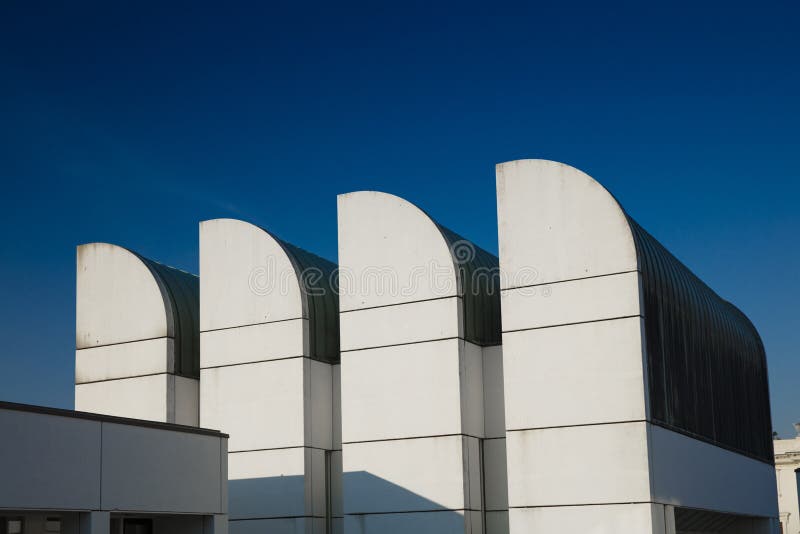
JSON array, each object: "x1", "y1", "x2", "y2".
[
  {"x1": 75, "y1": 243, "x2": 198, "y2": 426},
  {"x1": 496, "y1": 159, "x2": 777, "y2": 533},
  {"x1": 337, "y1": 191, "x2": 458, "y2": 311},
  {"x1": 496, "y1": 159, "x2": 637, "y2": 288},
  {"x1": 76, "y1": 243, "x2": 170, "y2": 348},
  {"x1": 199, "y1": 219, "x2": 304, "y2": 331},
  {"x1": 338, "y1": 191, "x2": 503, "y2": 534},
  {"x1": 199, "y1": 218, "x2": 340, "y2": 534}
]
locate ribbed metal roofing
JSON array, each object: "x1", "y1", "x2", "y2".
[
  {"x1": 133, "y1": 253, "x2": 200, "y2": 379},
  {"x1": 628, "y1": 218, "x2": 773, "y2": 463},
  {"x1": 267, "y1": 234, "x2": 340, "y2": 364},
  {"x1": 436, "y1": 223, "x2": 502, "y2": 347}
]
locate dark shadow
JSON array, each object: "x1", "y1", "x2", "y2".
[{"x1": 228, "y1": 470, "x2": 497, "y2": 534}]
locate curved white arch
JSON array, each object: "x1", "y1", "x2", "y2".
[
  {"x1": 76, "y1": 243, "x2": 170, "y2": 348},
  {"x1": 200, "y1": 218, "x2": 305, "y2": 331},
  {"x1": 496, "y1": 159, "x2": 638, "y2": 288},
  {"x1": 337, "y1": 191, "x2": 459, "y2": 311}
]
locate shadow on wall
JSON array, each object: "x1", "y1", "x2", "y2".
[{"x1": 229, "y1": 471, "x2": 495, "y2": 534}]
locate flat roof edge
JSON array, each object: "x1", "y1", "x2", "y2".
[{"x1": 0, "y1": 400, "x2": 228, "y2": 438}]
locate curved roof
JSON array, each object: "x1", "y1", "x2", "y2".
[
  {"x1": 200, "y1": 219, "x2": 339, "y2": 363},
  {"x1": 132, "y1": 252, "x2": 200, "y2": 378},
  {"x1": 337, "y1": 191, "x2": 501, "y2": 346},
  {"x1": 628, "y1": 218, "x2": 772, "y2": 461},
  {"x1": 496, "y1": 159, "x2": 772, "y2": 461},
  {"x1": 268, "y1": 233, "x2": 340, "y2": 363},
  {"x1": 435, "y1": 223, "x2": 502, "y2": 347},
  {"x1": 76, "y1": 243, "x2": 199, "y2": 378}
]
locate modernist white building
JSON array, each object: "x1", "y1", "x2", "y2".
[
  {"x1": 0, "y1": 158, "x2": 779, "y2": 534},
  {"x1": 774, "y1": 427, "x2": 800, "y2": 533},
  {"x1": 496, "y1": 160, "x2": 777, "y2": 534},
  {"x1": 0, "y1": 401, "x2": 227, "y2": 534},
  {"x1": 75, "y1": 243, "x2": 200, "y2": 425},
  {"x1": 199, "y1": 219, "x2": 341, "y2": 534}
]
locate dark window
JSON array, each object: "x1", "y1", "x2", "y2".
[{"x1": 123, "y1": 519, "x2": 152, "y2": 534}]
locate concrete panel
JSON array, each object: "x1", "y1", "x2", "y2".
[
  {"x1": 485, "y1": 511, "x2": 509, "y2": 534},
  {"x1": 508, "y1": 503, "x2": 660, "y2": 534},
  {"x1": 172, "y1": 374, "x2": 200, "y2": 426},
  {"x1": 332, "y1": 364, "x2": 342, "y2": 449},
  {"x1": 76, "y1": 243, "x2": 168, "y2": 348},
  {"x1": 101, "y1": 422, "x2": 224, "y2": 514},
  {"x1": 343, "y1": 436, "x2": 470, "y2": 513},
  {"x1": 200, "y1": 219, "x2": 305, "y2": 331},
  {"x1": 341, "y1": 340, "x2": 463, "y2": 443},
  {"x1": 75, "y1": 374, "x2": 169, "y2": 422},
  {"x1": 649, "y1": 424, "x2": 779, "y2": 517},
  {"x1": 496, "y1": 159, "x2": 638, "y2": 288},
  {"x1": 228, "y1": 448, "x2": 306, "y2": 519},
  {"x1": 464, "y1": 436, "x2": 483, "y2": 512},
  {"x1": 229, "y1": 518, "x2": 317, "y2": 534},
  {"x1": 307, "y1": 359, "x2": 333, "y2": 450},
  {"x1": 0, "y1": 409, "x2": 101, "y2": 510},
  {"x1": 500, "y1": 271, "x2": 641, "y2": 332},
  {"x1": 308, "y1": 447, "x2": 327, "y2": 520},
  {"x1": 331, "y1": 450, "x2": 343, "y2": 518},
  {"x1": 344, "y1": 510, "x2": 471, "y2": 534},
  {"x1": 461, "y1": 341, "x2": 485, "y2": 439},
  {"x1": 200, "y1": 359, "x2": 305, "y2": 451},
  {"x1": 503, "y1": 317, "x2": 647, "y2": 430},
  {"x1": 337, "y1": 191, "x2": 458, "y2": 311},
  {"x1": 75, "y1": 338, "x2": 173, "y2": 383},
  {"x1": 340, "y1": 297, "x2": 461, "y2": 351},
  {"x1": 201, "y1": 319, "x2": 307, "y2": 368},
  {"x1": 506, "y1": 422, "x2": 651, "y2": 507},
  {"x1": 482, "y1": 345, "x2": 505, "y2": 439},
  {"x1": 483, "y1": 438, "x2": 509, "y2": 512},
  {"x1": 79, "y1": 511, "x2": 110, "y2": 534}
]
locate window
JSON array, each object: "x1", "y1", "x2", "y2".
[
  {"x1": 123, "y1": 519, "x2": 152, "y2": 534},
  {"x1": 6, "y1": 518, "x2": 23, "y2": 534}
]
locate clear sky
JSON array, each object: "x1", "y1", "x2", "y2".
[{"x1": 1, "y1": 2, "x2": 798, "y2": 435}]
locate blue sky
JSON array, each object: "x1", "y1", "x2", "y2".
[{"x1": 1, "y1": 2, "x2": 798, "y2": 435}]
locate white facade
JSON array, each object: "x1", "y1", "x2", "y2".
[
  {"x1": 199, "y1": 219, "x2": 341, "y2": 534},
  {"x1": 75, "y1": 243, "x2": 199, "y2": 426},
  {"x1": 774, "y1": 430, "x2": 800, "y2": 534},
  {"x1": 337, "y1": 192, "x2": 507, "y2": 534},
  {"x1": 0, "y1": 401, "x2": 227, "y2": 534},
  {"x1": 496, "y1": 159, "x2": 778, "y2": 534},
  {"x1": 51, "y1": 159, "x2": 781, "y2": 534}
]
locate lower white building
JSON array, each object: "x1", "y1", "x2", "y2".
[
  {"x1": 775, "y1": 427, "x2": 800, "y2": 534},
  {"x1": 0, "y1": 401, "x2": 228, "y2": 534}
]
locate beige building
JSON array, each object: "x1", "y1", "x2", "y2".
[{"x1": 775, "y1": 426, "x2": 800, "y2": 534}]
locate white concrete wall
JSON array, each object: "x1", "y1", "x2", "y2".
[
  {"x1": 75, "y1": 243, "x2": 198, "y2": 425},
  {"x1": 496, "y1": 159, "x2": 778, "y2": 533},
  {"x1": 649, "y1": 424, "x2": 778, "y2": 518},
  {"x1": 773, "y1": 437, "x2": 800, "y2": 534},
  {"x1": 199, "y1": 219, "x2": 339, "y2": 534},
  {"x1": 498, "y1": 160, "x2": 647, "y2": 534},
  {"x1": 0, "y1": 405, "x2": 227, "y2": 516},
  {"x1": 338, "y1": 191, "x2": 502, "y2": 534}
]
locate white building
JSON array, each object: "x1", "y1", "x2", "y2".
[
  {"x1": 337, "y1": 191, "x2": 507, "y2": 534},
  {"x1": 75, "y1": 243, "x2": 200, "y2": 425},
  {"x1": 0, "y1": 157, "x2": 780, "y2": 534},
  {"x1": 199, "y1": 219, "x2": 342, "y2": 534},
  {"x1": 774, "y1": 427, "x2": 800, "y2": 533},
  {"x1": 0, "y1": 401, "x2": 227, "y2": 534},
  {"x1": 496, "y1": 160, "x2": 778, "y2": 534}
]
